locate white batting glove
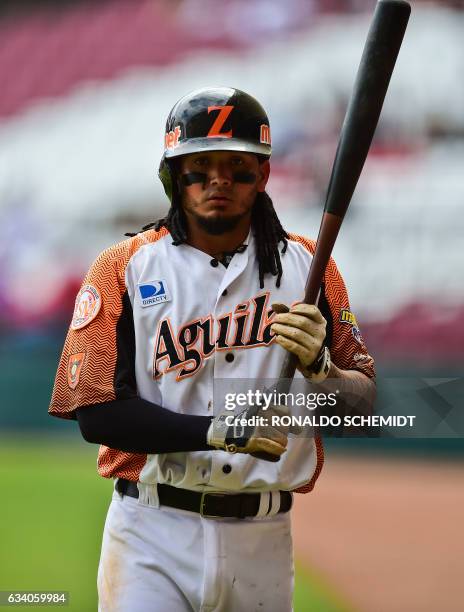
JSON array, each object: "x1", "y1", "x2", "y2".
[{"x1": 271, "y1": 303, "x2": 331, "y2": 383}]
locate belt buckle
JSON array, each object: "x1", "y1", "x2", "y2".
[{"x1": 200, "y1": 491, "x2": 228, "y2": 518}]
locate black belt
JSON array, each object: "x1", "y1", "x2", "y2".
[{"x1": 116, "y1": 479, "x2": 292, "y2": 519}]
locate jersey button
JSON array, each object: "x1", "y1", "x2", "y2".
[
  {"x1": 225, "y1": 353, "x2": 234, "y2": 363},
  {"x1": 210, "y1": 258, "x2": 219, "y2": 267},
  {"x1": 222, "y1": 289, "x2": 228, "y2": 296},
  {"x1": 222, "y1": 464, "x2": 232, "y2": 474}
]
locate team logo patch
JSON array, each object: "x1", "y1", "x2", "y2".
[
  {"x1": 67, "y1": 352, "x2": 85, "y2": 389},
  {"x1": 138, "y1": 280, "x2": 171, "y2": 307},
  {"x1": 71, "y1": 285, "x2": 101, "y2": 330},
  {"x1": 339, "y1": 308, "x2": 358, "y2": 326}
]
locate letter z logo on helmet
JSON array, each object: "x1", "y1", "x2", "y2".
[{"x1": 207, "y1": 105, "x2": 234, "y2": 138}]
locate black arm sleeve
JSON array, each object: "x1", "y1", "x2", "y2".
[{"x1": 76, "y1": 398, "x2": 213, "y2": 454}]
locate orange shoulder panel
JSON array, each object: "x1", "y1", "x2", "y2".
[{"x1": 49, "y1": 229, "x2": 168, "y2": 419}]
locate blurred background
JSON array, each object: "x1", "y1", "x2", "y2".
[{"x1": 0, "y1": 0, "x2": 463, "y2": 610}]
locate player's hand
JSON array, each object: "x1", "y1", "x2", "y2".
[
  {"x1": 271, "y1": 303, "x2": 330, "y2": 382},
  {"x1": 207, "y1": 403, "x2": 292, "y2": 461}
]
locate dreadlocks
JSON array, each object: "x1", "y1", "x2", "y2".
[
  {"x1": 126, "y1": 191, "x2": 288, "y2": 289},
  {"x1": 251, "y1": 191, "x2": 288, "y2": 288}
]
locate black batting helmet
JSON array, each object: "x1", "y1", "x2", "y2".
[{"x1": 158, "y1": 86, "x2": 272, "y2": 204}]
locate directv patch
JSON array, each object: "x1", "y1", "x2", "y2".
[{"x1": 138, "y1": 280, "x2": 171, "y2": 307}]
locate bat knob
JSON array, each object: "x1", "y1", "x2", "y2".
[{"x1": 271, "y1": 303, "x2": 290, "y2": 314}]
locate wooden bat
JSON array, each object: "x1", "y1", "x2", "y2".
[
  {"x1": 250, "y1": 0, "x2": 411, "y2": 462},
  {"x1": 277, "y1": 0, "x2": 411, "y2": 389}
]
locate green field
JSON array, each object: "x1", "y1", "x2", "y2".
[{"x1": 0, "y1": 436, "x2": 348, "y2": 611}]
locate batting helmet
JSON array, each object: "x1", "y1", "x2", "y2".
[{"x1": 158, "y1": 86, "x2": 272, "y2": 204}]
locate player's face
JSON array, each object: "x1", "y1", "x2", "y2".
[{"x1": 178, "y1": 151, "x2": 270, "y2": 236}]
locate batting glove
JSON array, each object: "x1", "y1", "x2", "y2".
[
  {"x1": 207, "y1": 402, "x2": 292, "y2": 462},
  {"x1": 271, "y1": 303, "x2": 331, "y2": 383}
]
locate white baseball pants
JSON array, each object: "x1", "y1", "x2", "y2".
[{"x1": 98, "y1": 488, "x2": 294, "y2": 612}]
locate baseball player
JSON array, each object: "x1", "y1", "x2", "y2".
[{"x1": 49, "y1": 87, "x2": 375, "y2": 612}]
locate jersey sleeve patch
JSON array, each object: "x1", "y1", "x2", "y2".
[
  {"x1": 339, "y1": 308, "x2": 357, "y2": 326},
  {"x1": 71, "y1": 284, "x2": 101, "y2": 330},
  {"x1": 339, "y1": 308, "x2": 364, "y2": 345},
  {"x1": 67, "y1": 352, "x2": 86, "y2": 389}
]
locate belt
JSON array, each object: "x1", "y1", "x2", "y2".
[{"x1": 116, "y1": 479, "x2": 292, "y2": 519}]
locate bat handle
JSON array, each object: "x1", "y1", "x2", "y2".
[
  {"x1": 276, "y1": 353, "x2": 299, "y2": 390},
  {"x1": 276, "y1": 214, "x2": 343, "y2": 383},
  {"x1": 303, "y1": 212, "x2": 343, "y2": 304}
]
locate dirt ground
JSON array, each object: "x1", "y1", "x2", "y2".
[{"x1": 292, "y1": 454, "x2": 464, "y2": 612}]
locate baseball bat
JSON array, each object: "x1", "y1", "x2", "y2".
[
  {"x1": 251, "y1": 0, "x2": 410, "y2": 461},
  {"x1": 276, "y1": 0, "x2": 411, "y2": 390}
]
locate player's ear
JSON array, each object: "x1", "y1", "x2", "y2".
[{"x1": 257, "y1": 159, "x2": 270, "y2": 192}]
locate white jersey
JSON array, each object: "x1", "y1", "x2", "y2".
[{"x1": 50, "y1": 227, "x2": 374, "y2": 494}]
